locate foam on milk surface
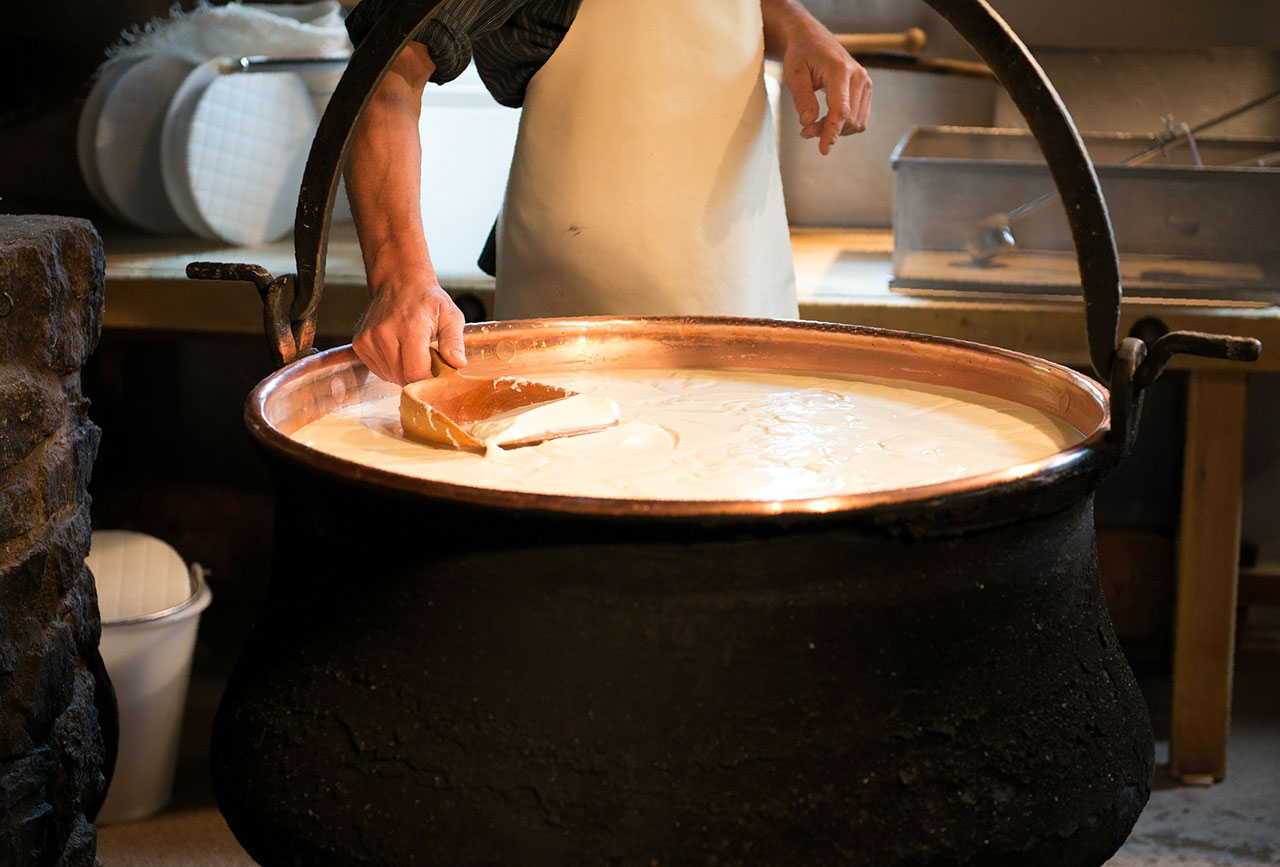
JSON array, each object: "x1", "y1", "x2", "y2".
[{"x1": 291, "y1": 367, "x2": 1082, "y2": 501}]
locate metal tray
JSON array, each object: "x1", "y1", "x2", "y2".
[{"x1": 890, "y1": 125, "x2": 1280, "y2": 303}]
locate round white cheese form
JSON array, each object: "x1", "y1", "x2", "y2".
[
  {"x1": 94, "y1": 54, "x2": 193, "y2": 234},
  {"x1": 178, "y1": 69, "x2": 317, "y2": 245},
  {"x1": 77, "y1": 55, "x2": 144, "y2": 221},
  {"x1": 160, "y1": 58, "x2": 224, "y2": 239}
]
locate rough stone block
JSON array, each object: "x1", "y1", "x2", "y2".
[
  {"x1": 0, "y1": 747, "x2": 53, "y2": 867},
  {"x1": 45, "y1": 505, "x2": 95, "y2": 602},
  {"x1": 0, "y1": 474, "x2": 39, "y2": 543},
  {"x1": 55, "y1": 815, "x2": 96, "y2": 867},
  {"x1": 7, "y1": 620, "x2": 76, "y2": 745},
  {"x1": 50, "y1": 668, "x2": 106, "y2": 821},
  {"x1": 0, "y1": 216, "x2": 103, "y2": 375},
  {"x1": 38, "y1": 425, "x2": 101, "y2": 533},
  {"x1": 0, "y1": 542, "x2": 54, "y2": 630},
  {"x1": 0, "y1": 214, "x2": 106, "y2": 867},
  {"x1": 58, "y1": 577, "x2": 102, "y2": 667},
  {"x1": 0, "y1": 369, "x2": 60, "y2": 473}
]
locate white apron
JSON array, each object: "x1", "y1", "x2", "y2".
[{"x1": 493, "y1": 0, "x2": 798, "y2": 320}]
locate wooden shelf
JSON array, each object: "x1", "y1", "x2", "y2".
[{"x1": 104, "y1": 223, "x2": 1280, "y2": 374}]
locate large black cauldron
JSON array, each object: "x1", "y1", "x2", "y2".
[
  {"x1": 189, "y1": 0, "x2": 1259, "y2": 864},
  {"x1": 215, "y1": 318, "x2": 1151, "y2": 866}
]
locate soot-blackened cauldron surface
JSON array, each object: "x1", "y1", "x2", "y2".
[
  {"x1": 197, "y1": 0, "x2": 1267, "y2": 854},
  {"x1": 212, "y1": 430, "x2": 1153, "y2": 865}
]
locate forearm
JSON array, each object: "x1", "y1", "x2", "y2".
[
  {"x1": 344, "y1": 41, "x2": 467, "y2": 383},
  {"x1": 760, "y1": 0, "x2": 825, "y2": 61},
  {"x1": 344, "y1": 41, "x2": 438, "y2": 287}
]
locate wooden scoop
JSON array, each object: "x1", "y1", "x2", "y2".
[{"x1": 400, "y1": 349, "x2": 619, "y2": 451}]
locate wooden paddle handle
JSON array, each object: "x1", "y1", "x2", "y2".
[
  {"x1": 428, "y1": 346, "x2": 457, "y2": 379},
  {"x1": 836, "y1": 28, "x2": 928, "y2": 56}
]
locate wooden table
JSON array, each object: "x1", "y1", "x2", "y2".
[{"x1": 103, "y1": 223, "x2": 1280, "y2": 783}]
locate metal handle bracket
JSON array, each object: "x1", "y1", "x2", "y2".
[{"x1": 187, "y1": 262, "x2": 318, "y2": 368}]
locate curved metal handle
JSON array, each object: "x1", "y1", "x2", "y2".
[
  {"x1": 917, "y1": 0, "x2": 1121, "y2": 381},
  {"x1": 916, "y1": 0, "x2": 1258, "y2": 452},
  {"x1": 291, "y1": 0, "x2": 449, "y2": 345},
  {"x1": 184, "y1": 0, "x2": 448, "y2": 368}
]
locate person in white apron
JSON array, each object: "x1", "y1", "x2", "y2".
[{"x1": 345, "y1": 0, "x2": 872, "y2": 384}]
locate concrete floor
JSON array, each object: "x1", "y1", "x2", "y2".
[
  {"x1": 95, "y1": 620, "x2": 1280, "y2": 866},
  {"x1": 1109, "y1": 645, "x2": 1280, "y2": 866}
]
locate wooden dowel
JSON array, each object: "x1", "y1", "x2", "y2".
[
  {"x1": 836, "y1": 28, "x2": 928, "y2": 56},
  {"x1": 855, "y1": 54, "x2": 994, "y2": 79}
]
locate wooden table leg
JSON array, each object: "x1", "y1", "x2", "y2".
[{"x1": 1169, "y1": 370, "x2": 1249, "y2": 784}]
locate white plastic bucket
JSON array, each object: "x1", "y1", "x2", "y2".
[{"x1": 86, "y1": 530, "x2": 212, "y2": 825}]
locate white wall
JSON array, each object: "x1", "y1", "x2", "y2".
[{"x1": 986, "y1": 0, "x2": 1280, "y2": 51}]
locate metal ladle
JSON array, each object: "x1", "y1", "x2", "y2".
[{"x1": 967, "y1": 86, "x2": 1280, "y2": 264}]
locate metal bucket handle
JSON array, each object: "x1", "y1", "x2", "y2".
[
  {"x1": 917, "y1": 0, "x2": 1257, "y2": 451},
  {"x1": 188, "y1": 0, "x2": 1258, "y2": 449}
]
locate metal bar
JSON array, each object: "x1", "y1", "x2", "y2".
[
  {"x1": 922, "y1": 0, "x2": 1121, "y2": 382},
  {"x1": 994, "y1": 87, "x2": 1280, "y2": 227},
  {"x1": 219, "y1": 55, "x2": 350, "y2": 75}
]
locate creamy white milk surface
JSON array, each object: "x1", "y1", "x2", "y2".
[
  {"x1": 291, "y1": 368, "x2": 1083, "y2": 501},
  {"x1": 466, "y1": 393, "x2": 621, "y2": 449}
]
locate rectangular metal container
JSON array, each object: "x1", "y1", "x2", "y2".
[{"x1": 889, "y1": 125, "x2": 1280, "y2": 302}]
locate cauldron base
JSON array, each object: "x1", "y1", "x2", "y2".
[{"x1": 210, "y1": 467, "x2": 1153, "y2": 867}]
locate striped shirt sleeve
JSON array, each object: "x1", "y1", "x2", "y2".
[
  {"x1": 346, "y1": 0, "x2": 527, "y2": 84},
  {"x1": 344, "y1": 0, "x2": 579, "y2": 106}
]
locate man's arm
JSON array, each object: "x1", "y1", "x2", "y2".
[
  {"x1": 761, "y1": 0, "x2": 872, "y2": 156},
  {"x1": 344, "y1": 40, "x2": 467, "y2": 385}
]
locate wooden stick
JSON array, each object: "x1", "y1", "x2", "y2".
[
  {"x1": 836, "y1": 28, "x2": 928, "y2": 56},
  {"x1": 855, "y1": 54, "x2": 994, "y2": 79}
]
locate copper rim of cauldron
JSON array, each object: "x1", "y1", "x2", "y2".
[
  {"x1": 195, "y1": 0, "x2": 1251, "y2": 527},
  {"x1": 245, "y1": 315, "x2": 1113, "y2": 519}
]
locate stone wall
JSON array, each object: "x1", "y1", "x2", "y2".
[{"x1": 0, "y1": 216, "x2": 109, "y2": 866}]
